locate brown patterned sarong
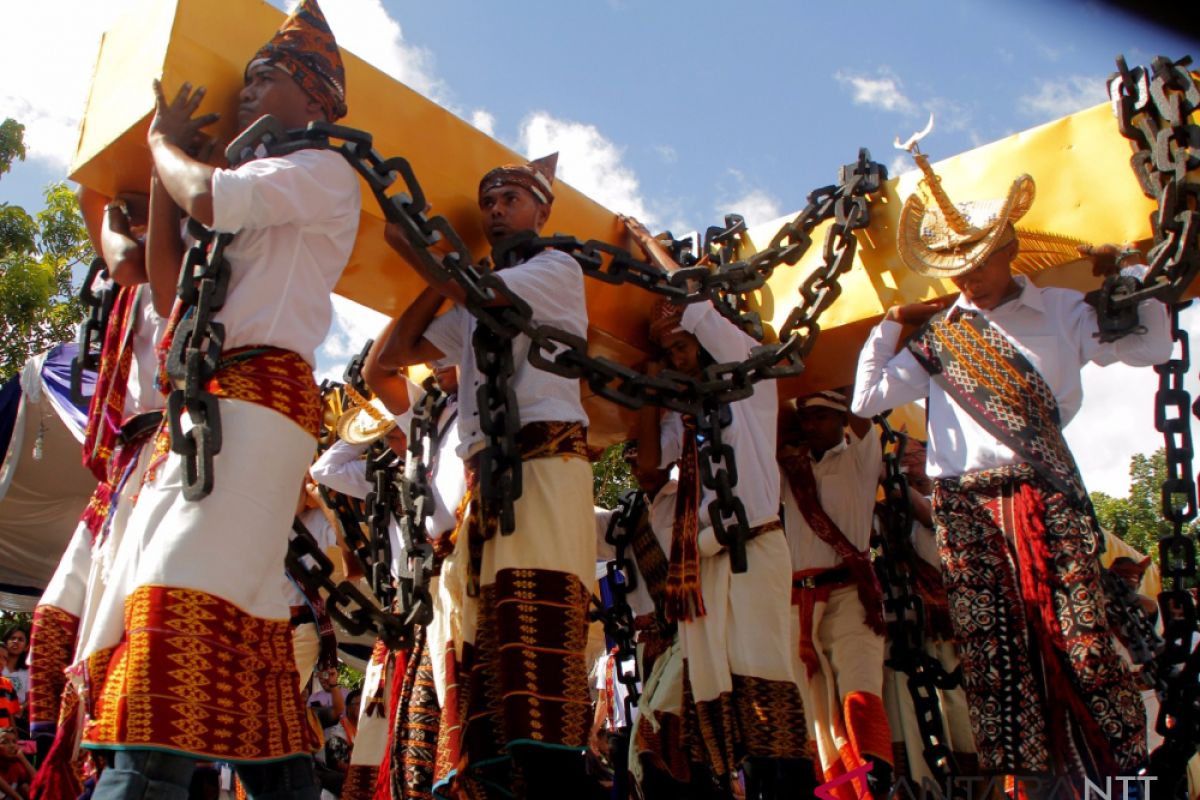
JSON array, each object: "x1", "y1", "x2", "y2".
[
  {"x1": 392, "y1": 625, "x2": 439, "y2": 800},
  {"x1": 933, "y1": 464, "x2": 1147, "y2": 786},
  {"x1": 449, "y1": 422, "x2": 594, "y2": 796}
]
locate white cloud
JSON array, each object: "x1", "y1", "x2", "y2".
[
  {"x1": 1018, "y1": 75, "x2": 1107, "y2": 120},
  {"x1": 721, "y1": 189, "x2": 782, "y2": 229},
  {"x1": 1065, "y1": 304, "x2": 1200, "y2": 499},
  {"x1": 470, "y1": 110, "x2": 496, "y2": 137},
  {"x1": 888, "y1": 154, "x2": 916, "y2": 181},
  {"x1": 0, "y1": 2, "x2": 138, "y2": 167},
  {"x1": 0, "y1": 0, "x2": 449, "y2": 169},
  {"x1": 834, "y1": 68, "x2": 914, "y2": 114},
  {"x1": 654, "y1": 144, "x2": 678, "y2": 164},
  {"x1": 320, "y1": 0, "x2": 447, "y2": 103},
  {"x1": 517, "y1": 111, "x2": 656, "y2": 225},
  {"x1": 315, "y1": 295, "x2": 391, "y2": 383}
]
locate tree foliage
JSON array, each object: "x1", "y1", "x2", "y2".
[
  {"x1": 592, "y1": 442, "x2": 637, "y2": 510},
  {"x1": 0, "y1": 118, "x2": 91, "y2": 383},
  {"x1": 1091, "y1": 448, "x2": 1200, "y2": 563}
]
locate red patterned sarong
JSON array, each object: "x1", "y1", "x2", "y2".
[{"x1": 933, "y1": 464, "x2": 1147, "y2": 788}]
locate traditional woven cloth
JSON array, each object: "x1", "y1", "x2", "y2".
[
  {"x1": 440, "y1": 425, "x2": 595, "y2": 796},
  {"x1": 82, "y1": 285, "x2": 140, "y2": 481},
  {"x1": 933, "y1": 464, "x2": 1147, "y2": 784},
  {"x1": 665, "y1": 416, "x2": 705, "y2": 622},
  {"x1": 342, "y1": 639, "x2": 395, "y2": 800},
  {"x1": 679, "y1": 528, "x2": 809, "y2": 778},
  {"x1": 76, "y1": 391, "x2": 320, "y2": 762},
  {"x1": 246, "y1": 0, "x2": 347, "y2": 120},
  {"x1": 391, "y1": 626, "x2": 439, "y2": 800},
  {"x1": 907, "y1": 308, "x2": 1088, "y2": 506},
  {"x1": 477, "y1": 153, "x2": 557, "y2": 205}
]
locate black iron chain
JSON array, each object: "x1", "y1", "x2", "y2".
[
  {"x1": 875, "y1": 415, "x2": 961, "y2": 787},
  {"x1": 223, "y1": 114, "x2": 878, "y2": 599},
  {"x1": 363, "y1": 442, "x2": 400, "y2": 610},
  {"x1": 1088, "y1": 55, "x2": 1200, "y2": 339},
  {"x1": 591, "y1": 489, "x2": 645, "y2": 725},
  {"x1": 71, "y1": 257, "x2": 117, "y2": 405},
  {"x1": 1103, "y1": 54, "x2": 1200, "y2": 792},
  {"x1": 396, "y1": 378, "x2": 448, "y2": 629},
  {"x1": 162, "y1": 217, "x2": 233, "y2": 501},
  {"x1": 286, "y1": 515, "x2": 411, "y2": 650}
]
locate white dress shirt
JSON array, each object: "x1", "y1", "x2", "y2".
[
  {"x1": 210, "y1": 148, "x2": 361, "y2": 367},
  {"x1": 423, "y1": 249, "x2": 589, "y2": 459},
  {"x1": 284, "y1": 507, "x2": 338, "y2": 607},
  {"x1": 851, "y1": 271, "x2": 1172, "y2": 480},
  {"x1": 780, "y1": 429, "x2": 881, "y2": 572},
  {"x1": 659, "y1": 302, "x2": 780, "y2": 530}
]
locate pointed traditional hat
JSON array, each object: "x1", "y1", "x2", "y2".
[
  {"x1": 246, "y1": 0, "x2": 348, "y2": 121},
  {"x1": 479, "y1": 153, "x2": 559, "y2": 205},
  {"x1": 335, "y1": 386, "x2": 396, "y2": 445},
  {"x1": 895, "y1": 117, "x2": 1036, "y2": 279}
]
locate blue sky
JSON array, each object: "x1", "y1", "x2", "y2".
[{"x1": 2, "y1": 0, "x2": 1198, "y2": 499}]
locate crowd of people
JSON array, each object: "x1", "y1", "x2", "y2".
[{"x1": 3, "y1": 0, "x2": 1184, "y2": 798}]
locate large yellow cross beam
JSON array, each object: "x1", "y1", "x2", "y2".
[{"x1": 70, "y1": 0, "x2": 1180, "y2": 444}]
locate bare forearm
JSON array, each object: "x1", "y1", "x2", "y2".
[
  {"x1": 146, "y1": 174, "x2": 185, "y2": 316},
  {"x1": 370, "y1": 287, "x2": 446, "y2": 372},
  {"x1": 149, "y1": 136, "x2": 215, "y2": 227}
]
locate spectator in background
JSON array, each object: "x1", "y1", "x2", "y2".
[{"x1": 0, "y1": 628, "x2": 28, "y2": 731}]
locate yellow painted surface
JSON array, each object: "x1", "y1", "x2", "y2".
[{"x1": 70, "y1": 0, "x2": 1185, "y2": 441}]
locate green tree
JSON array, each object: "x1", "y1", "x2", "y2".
[
  {"x1": 1091, "y1": 448, "x2": 1200, "y2": 563},
  {"x1": 0, "y1": 118, "x2": 91, "y2": 382},
  {"x1": 592, "y1": 442, "x2": 636, "y2": 510}
]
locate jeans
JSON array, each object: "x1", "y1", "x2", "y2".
[{"x1": 90, "y1": 749, "x2": 321, "y2": 800}]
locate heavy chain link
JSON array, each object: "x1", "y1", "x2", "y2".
[
  {"x1": 363, "y1": 442, "x2": 399, "y2": 611},
  {"x1": 396, "y1": 377, "x2": 448, "y2": 628},
  {"x1": 875, "y1": 415, "x2": 961, "y2": 786},
  {"x1": 592, "y1": 489, "x2": 644, "y2": 725},
  {"x1": 163, "y1": 217, "x2": 233, "y2": 501},
  {"x1": 71, "y1": 257, "x2": 116, "y2": 405},
  {"x1": 1102, "y1": 54, "x2": 1200, "y2": 790},
  {"x1": 218, "y1": 115, "x2": 879, "y2": 638},
  {"x1": 286, "y1": 515, "x2": 411, "y2": 650},
  {"x1": 1088, "y1": 55, "x2": 1200, "y2": 338}
]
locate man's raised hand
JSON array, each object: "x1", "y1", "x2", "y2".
[{"x1": 148, "y1": 79, "x2": 220, "y2": 153}]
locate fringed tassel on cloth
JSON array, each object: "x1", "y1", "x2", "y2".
[{"x1": 664, "y1": 420, "x2": 705, "y2": 622}]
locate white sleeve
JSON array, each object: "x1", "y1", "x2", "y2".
[
  {"x1": 424, "y1": 306, "x2": 467, "y2": 366},
  {"x1": 680, "y1": 301, "x2": 755, "y2": 363},
  {"x1": 851, "y1": 321, "x2": 931, "y2": 418},
  {"x1": 310, "y1": 438, "x2": 372, "y2": 499},
  {"x1": 211, "y1": 149, "x2": 359, "y2": 234},
  {"x1": 659, "y1": 412, "x2": 684, "y2": 468},
  {"x1": 1076, "y1": 267, "x2": 1173, "y2": 368}
]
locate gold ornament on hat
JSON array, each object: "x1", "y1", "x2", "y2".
[
  {"x1": 894, "y1": 115, "x2": 1085, "y2": 280},
  {"x1": 335, "y1": 383, "x2": 396, "y2": 445}
]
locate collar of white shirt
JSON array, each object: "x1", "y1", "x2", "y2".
[{"x1": 953, "y1": 274, "x2": 1046, "y2": 316}]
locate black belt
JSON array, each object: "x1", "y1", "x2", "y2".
[
  {"x1": 792, "y1": 565, "x2": 852, "y2": 590},
  {"x1": 119, "y1": 411, "x2": 164, "y2": 445}
]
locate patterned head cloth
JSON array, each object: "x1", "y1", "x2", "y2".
[
  {"x1": 246, "y1": 0, "x2": 347, "y2": 121},
  {"x1": 798, "y1": 390, "x2": 849, "y2": 413},
  {"x1": 647, "y1": 297, "x2": 686, "y2": 347},
  {"x1": 478, "y1": 153, "x2": 559, "y2": 206}
]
